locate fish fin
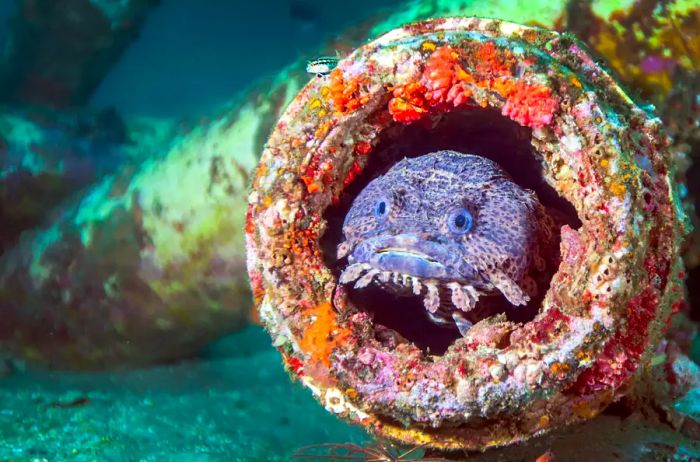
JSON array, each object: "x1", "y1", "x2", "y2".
[
  {"x1": 447, "y1": 282, "x2": 478, "y2": 312},
  {"x1": 339, "y1": 263, "x2": 368, "y2": 284},
  {"x1": 425, "y1": 310, "x2": 452, "y2": 326},
  {"x1": 336, "y1": 241, "x2": 352, "y2": 259},
  {"x1": 354, "y1": 269, "x2": 379, "y2": 289},
  {"x1": 452, "y1": 311, "x2": 473, "y2": 336},
  {"x1": 491, "y1": 271, "x2": 530, "y2": 306}
]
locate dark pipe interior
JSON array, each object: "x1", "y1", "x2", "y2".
[
  {"x1": 321, "y1": 108, "x2": 581, "y2": 355},
  {"x1": 686, "y1": 138, "x2": 700, "y2": 322}
]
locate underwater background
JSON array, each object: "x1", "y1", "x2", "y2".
[
  {"x1": 0, "y1": 2, "x2": 396, "y2": 459},
  {"x1": 0, "y1": 0, "x2": 699, "y2": 461}
]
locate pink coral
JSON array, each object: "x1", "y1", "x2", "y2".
[
  {"x1": 501, "y1": 81, "x2": 560, "y2": 128},
  {"x1": 421, "y1": 45, "x2": 474, "y2": 107}
]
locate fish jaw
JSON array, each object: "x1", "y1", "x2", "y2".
[
  {"x1": 338, "y1": 233, "x2": 530, "y2": 331},
  {"x1": 338, "y1": 233, "x2": 488, "y2": 325},
  {"x1": 344, "y1": 234, "x2": 475, "y2": 283}
]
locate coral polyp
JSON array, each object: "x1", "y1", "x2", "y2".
[{"x1": 246, "y1": 18, "x2": 688, "y2": 449}]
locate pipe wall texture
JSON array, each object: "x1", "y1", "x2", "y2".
[
  {"x1": 246, "y1": 16, "x2": 696, "y2": 453},
  {"x1": 0, "y1": 106, "x2": 137, "y2": 253}
]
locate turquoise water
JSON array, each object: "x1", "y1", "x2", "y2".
[
  {"x1": 0, "y1": 327, "x2": 367, "y2": 461},
  {"x1": 90, "y1": 0, "x2": 404, "y2": 117}
]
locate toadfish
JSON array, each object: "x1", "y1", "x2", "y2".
[{"x1": 337, "y1": 150, "x2": 556, "y2": 335}]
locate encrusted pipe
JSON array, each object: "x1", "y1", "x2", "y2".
[
  {"x1": 246, "y1": 18, "x2": 688, "y2": 449},
  {"x1": 0, "y1": 106, "x2": 135, "y2": 253},
  {"x1": 0, "y1": 100, "x2": 269, "y2": 369}
]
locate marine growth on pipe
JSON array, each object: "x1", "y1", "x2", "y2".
[{"x1": 246, "y1": 18, "x2": 688, "y2": 449}]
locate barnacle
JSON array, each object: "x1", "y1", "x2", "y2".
[{"x1": 246, "y1": 18, "x2": 688, "y2": 450}]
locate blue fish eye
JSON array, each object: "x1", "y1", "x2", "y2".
[
  {"x1": 374, "y1": 198, "x2": 389, "y2": 220},
  {"x1": 447, "y1": 207, "x2": 473, "y2": 234}
]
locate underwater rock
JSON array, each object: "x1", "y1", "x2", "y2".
[
  {"x1": 0, "y1": 0, "x2": 159, "y2": 106},
  {"x1": 0, "y1": 95, "x2": 285, "y2": 369},
  {"x1": 246, "y1": 18, "x2": 689, "y2": 450},
  {"x1": 443, "y1": 411, "x2": 700, "y2": 461}
]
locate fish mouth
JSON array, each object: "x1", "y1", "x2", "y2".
[
  {"x1": 338, "y1": 234, "x2": 483, "y2": 321},
  {"x1": 376, "y1": 247, "x2": 439, "y2": 262},
  {"x1": 341, "y1": 234, "x2": 473, "y2": 282},
  {"x1": 371, "y1": 248, "x2": 449, "y2": 278}
]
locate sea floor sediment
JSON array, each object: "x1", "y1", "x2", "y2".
[{"x1": 0, "y1": 327, "x2": 367, "y2": 461}]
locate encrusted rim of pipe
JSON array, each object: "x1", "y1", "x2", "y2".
[{"x1": 246, "y1": 17, "x2": 687, "y2": 449}]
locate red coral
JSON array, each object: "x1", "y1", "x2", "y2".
[
  {"x1": 248, "y1": 268, "x2": 264, "y2": 302},
  {"x1": 354, "y1": 141, "x2": 372, "y2": 155},
  {"x1": 300, "y1": 154, "x2": 323, "y2": 193},
  {"x1": 502, "y1": 81, "x2": 560, "y2": 128},
  {"x1": 572, "y1": 241, "x2": 672, "y2": 394},
  {"x1": 343, "y1": 161, "x2": 363, "y2": 187},
  {"x1": 329, "y1": 68, "x2": 367, "y2": 113},
  {"x1": 421, "y1": 45, "x2": 474, "y2": 107},
  {"x1": 421, "y1": 45, "x2": 460, "y2": 104},
  {"x1": 286, "y1": 355, "x2": 305, "y2": 376},
  {"x1": 245, "y1": 204, "x2": 256, "y2": 234},
  {"x1": 530, "y1": 308, "x2": 571, "y2": 344},
  {"x1": 388, "y1": 82, "x2": 428, "y2": 123},
  {"x1": 388, "y1": 44, "x2": 557, "y2": 128},
  {"x1": 388, "y1": 45, "x2": 477, "y2": 123},
  {"x1": 474, "y1": 41, "x2": 514, "y2": 78},
  {"x1": 572, "y1": 288, "x2": 659, "y2": 393}
]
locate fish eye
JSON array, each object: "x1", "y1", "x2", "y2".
[
  {"x1": 447, "y1": 207, "x2": 473, "y2": 234},
  {"x1": 373, "y1": 198, "x2": 390, "y2": 220}
]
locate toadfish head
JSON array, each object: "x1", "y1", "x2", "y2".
[{"x1": 338, "y1": 150, "x2": 543, "y2": 331}]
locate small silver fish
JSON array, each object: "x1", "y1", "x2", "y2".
[{"x1": 306, "y1": 57, "x2": 339, "y2": 77}]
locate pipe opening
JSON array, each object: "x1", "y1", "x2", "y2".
[{"x1": 322, "y1": 108, "x2": 580, "y2": 354}]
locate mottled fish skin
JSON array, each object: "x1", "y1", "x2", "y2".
[{"x1": 338, "y1": 150, "x2": 554, "y2": 334}]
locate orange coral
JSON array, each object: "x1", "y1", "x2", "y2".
[
  {"x1": 300, "y1": 153, "x2": 334, "y2": 194},
  {"x1": 288, "y1": 212, "x2": 321, "y2": 258},
  {"x1": 491, "y1": 76, "x2": 517, "y2": 98},
  {"x1": 387, "y1": 42, "x2": 560, "y2": 128},
  {"x1": 501, "y1": 81, "x2": 559, "y2": 128},
  {"x1": 388, "y1": 45, "x2": 476, "y2": 123},
  {"x1": 421, "y1": 45, "x2": 476, "y2": 107},
  {"x1": 300, "y1": 302, "x2": 350, "y2": 368},
  {"x1": 421, "y1": 45, "x2": 460, "y2": 104},
  {"x1": 329, "y1": 68, "x2": 367, "y2": 113},
  {"x1": 389, "y1": 43, "x2": 519, "y2": 124},
  {"x1": 473, "y1": 41, "x2": 514, "y2": 78},
  {"x1": 388, "y1": 82, "x2": 428, "y2": 123}
]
